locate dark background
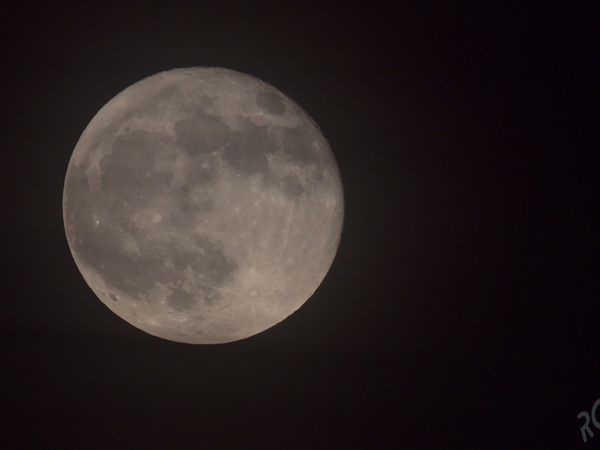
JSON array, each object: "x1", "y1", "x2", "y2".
[{"x1": 1, "y1": 2, "x2": 597, "y2": 448}]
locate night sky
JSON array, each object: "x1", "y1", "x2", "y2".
[{"x1": 1, "y1": 2, "x2": 597, "y2": 448}]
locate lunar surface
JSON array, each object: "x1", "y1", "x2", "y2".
[{"x1": 63, "y1": 67, "x2": 344, "y2": 344}]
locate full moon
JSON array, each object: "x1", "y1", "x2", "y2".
[{"x1": 63, "y1": 67, "x2": 344, "y2": 344}]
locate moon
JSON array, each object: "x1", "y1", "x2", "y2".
[{"x1": 63, "y1": 67, "x2": 344, "y2": 344}]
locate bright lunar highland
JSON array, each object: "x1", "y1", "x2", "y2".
[{"x1": 63, "y1": 67, "x2": 344, "y2": 344}]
